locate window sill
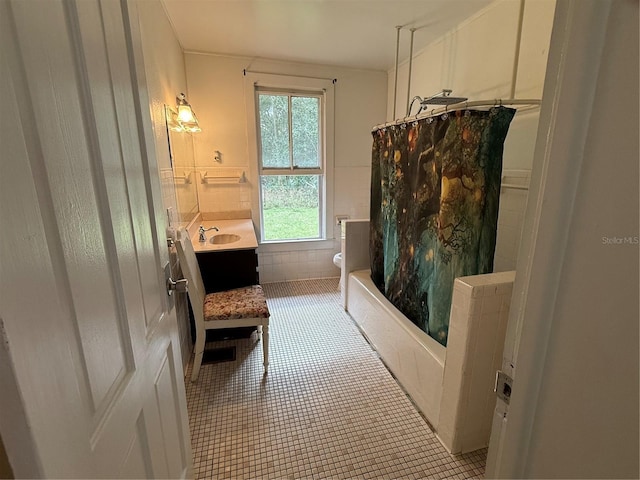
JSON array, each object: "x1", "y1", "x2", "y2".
[{"x1": 258, "y1": 238, "x2": 338, "y2": 253}]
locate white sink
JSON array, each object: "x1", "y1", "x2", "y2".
[{"x1": 209, "y1": 233, "x2": 241, "y2": 245}]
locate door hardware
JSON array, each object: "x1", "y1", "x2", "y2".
[
  {"x1": 166, "y1": 277, "x2": 188, "y2": 295},
  {"x1": 494, "y1": 370, "x2": 513, "y2": 405}
]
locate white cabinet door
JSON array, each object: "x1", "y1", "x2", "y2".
[{"x1": 0, "y1": 0, "x2": 192, "y2": 477}]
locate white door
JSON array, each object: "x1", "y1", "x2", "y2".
[
  {"x1": 485, "y1": 1, "x2": 632, "y2": 477},
  {"x1": 0, "y1": 0, "x2": 192, "y2": 477}
]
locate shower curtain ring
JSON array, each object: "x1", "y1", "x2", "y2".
[
  {"x1": 489, "y1": 99, "x2": 499, "y2": 115},
  {"x1": 442, "y1": 105, "x2": 449, "y2": 120}
]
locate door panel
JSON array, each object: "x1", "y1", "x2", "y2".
[
  {"x1": 94, "y1": 0, "x2": 166, "y2": 332},
  {"x1": 120, "y1": 425, "x2": 152, "y2": 479},
  {"x1": 154, "y1": 345, "x2": 187, "y2": 479},
  {"x1": 1, "y1": 18, "x2": 95, "y2": 475},
  {"x1": 10, "y1": 0, "x2": 134, "y2": 416},
  {"x1": 0, "y1": 0, "x2": 192, "y2": 477}
]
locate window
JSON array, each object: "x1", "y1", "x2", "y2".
[
  {"x1": 245, "y1": 73, "x2": 334, "y2": 245},
  {"x1": 256, "y1": 89, "x2": 325, "y2": 241}
]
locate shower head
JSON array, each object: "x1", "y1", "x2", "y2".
[
  {"x1": 422, "y1": 96, "x2": 468, "y2": 105},
  {"x1": 422, "y1": 89, "x2": 468, "y2": 106},
  {"x1": 408, "y1": 90, "x2": 469, "y2": 116}
]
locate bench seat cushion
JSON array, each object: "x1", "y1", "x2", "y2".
[{"x1": 203, "y1": 285, "x2": 270, "y2": 321}]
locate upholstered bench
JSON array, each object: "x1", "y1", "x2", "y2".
[{"x1": 175, "y1": 228, "x2": 271, "y2": 382}]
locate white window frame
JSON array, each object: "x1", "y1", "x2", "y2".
[{"x1": 245, "y1": 72, "x2": 335, "y2": 247}]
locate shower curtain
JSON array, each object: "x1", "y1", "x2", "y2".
[{"x1": 370, "y1": 107, "x2": 515, "y2": 346}]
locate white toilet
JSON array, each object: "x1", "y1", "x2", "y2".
[
  {"x1": 332, "y1": 252, "x2": 342, "y2": 268},
  {"x1": 333, "y1": 252, "x2": 343, "y2": 292}
]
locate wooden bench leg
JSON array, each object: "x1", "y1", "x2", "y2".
[
  {"x1": 191, "y1": 331, "x2": 206, "y2": 383},
  {"x1": 262, "y1": 323, "x2": 269, "y2": 373}
]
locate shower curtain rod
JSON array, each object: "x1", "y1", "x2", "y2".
[{"x1": 372, "y1": 98, "x2": 541, "y2": 132}]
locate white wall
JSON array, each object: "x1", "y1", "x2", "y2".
[
  {"x1": 137, "y1": 1, "x2": 184, "y2": 224},
  {"x1": 137, "y1": 0, "x2": 192, "y2": 368},
  {"x1": 387, "y1": 0, "x2": 554, "y2": 119},
  {"x1": 388, "y1": 0, "x2": 555, "y2": 271},
  {"x1": 185, "y1": 53, "x2": 387, "y2": 282}
]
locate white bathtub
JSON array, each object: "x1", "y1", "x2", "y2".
[
  {"x1": 347, "y1": 270, "x2": 446, "y2": 424},
  {"x1": 342, "y1": 220, "x2": 514, "y2": 454}
]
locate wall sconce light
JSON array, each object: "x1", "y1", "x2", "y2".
[{"x1": 175, "y1": 93, "x2": 201, "y2": 133}]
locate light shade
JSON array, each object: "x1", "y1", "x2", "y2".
[{"x1": 176, "y1": 93, "x2": 201, "y2": 133}]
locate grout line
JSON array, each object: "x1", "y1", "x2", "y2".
[{"x1": 184, "y1": 278, "x2": 486, "y2": 479}]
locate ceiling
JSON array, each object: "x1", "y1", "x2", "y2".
[{"x1": 161, "y1": 0, "x2": 493, "y2": 71}]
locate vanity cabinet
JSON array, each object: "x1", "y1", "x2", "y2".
[
  {"x1": 186, "y1": 218, "x2": 261, "y2": 342},
  {"x1": 195, "y1": 249, "x2": 259, "y2": 293},
  {"x1": 188, "y1": 218, "x2": 260, "y2": 291}
]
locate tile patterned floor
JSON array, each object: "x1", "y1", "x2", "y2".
[{"x1": 185, "y1": 278, "x2": 487, "y2": 479}]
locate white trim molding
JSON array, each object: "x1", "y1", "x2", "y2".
[{"x1": 244, "y1": 71, "x2": 335, "y2": 244}]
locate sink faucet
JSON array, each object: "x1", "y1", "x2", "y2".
[{"x1": 198, "y1": 225, "x2": 219, "y2": 242}]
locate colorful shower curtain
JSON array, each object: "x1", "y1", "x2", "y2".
[{"x1": 370, "y1": 107, "x2": 515, "y2": 346}]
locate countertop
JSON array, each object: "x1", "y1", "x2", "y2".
[{"x1": 189, "y1": 219, "x2": 259, "y2": 253}]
